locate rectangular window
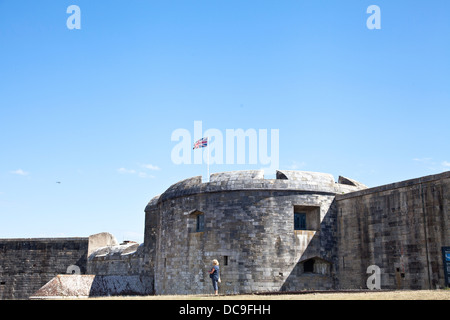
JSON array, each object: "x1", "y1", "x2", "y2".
[
  {"x1": 293, "y1": 205, "x2": 320, "y2": 231},
  {"x1": 196, "y1": 214, "x2": 205, "y2": 232},
  {"x1": 294, "y1": 212, "x2": 307, "y2": 230},
  {"x1": 224, "y1": 255, "x2": 229, "y2": 266}
]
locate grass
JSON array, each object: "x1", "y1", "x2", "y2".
[{"x1": 88, "y1": 289, "x2": 450, "y2": 300}]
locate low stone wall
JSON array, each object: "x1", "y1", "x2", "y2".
[
  {"x1": 0, "y1": 232, "x2": 132, "y2": 299},
  {"x1": 0, "y1": 238, "x2": 89, "y2": 299},
  {"x1": 88, "y1": 242, "x2": 142, "y2": 275},
  {"x1": 87, "y1": 241, "x2": 154, "y2": 294}
]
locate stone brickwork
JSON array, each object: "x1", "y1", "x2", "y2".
[
  {"x1": 87, "y1": 240, "x2": 154, "y2": 294},
  {"x1": 88, "y1": 241, "x2": 142, "y2": 275},
  {"x1": 335, "y1": 171, "x2": 450, "y2": 290},
  {"x1": 0, "y1": 238, "x2": 89, "y2": 299},
  {"x1": 0, "y1": 232, "x2": 136, "y2": 299},
  {"x1": 144, "y1": 170, "x2": 364, "y2": 295},
  {"x1": 1, "y1": 169, "x2": 448, "y2": 299}
]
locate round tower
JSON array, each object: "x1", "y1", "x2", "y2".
[{"x1": 144, "y1": 170, "x2": 365, "y2": 294}]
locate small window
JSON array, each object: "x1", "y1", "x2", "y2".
[
  {"x1": 196, "y1": 213, "x2": 205, "y2": 232},
  {"x1": 224, "y1": 255, "x2": 229, "y2": 266},
  {"x1": 303, "y1": 259, "x2": 314, "y2": 273},
  {"x1": 187, "y1": 210, "x2": 206, "y2": 233},
  {"x1": 294, "y1": 212, "x2": 306, "y2": 230}
]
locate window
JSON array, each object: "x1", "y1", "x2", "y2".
[
  {"x1": 196, "y1": 213, "x2": 205, "y2": 232},
  {"x1": 187, "y1": 210, "x2": 206, "y2": 233},
  {"x1": 224, "y1": 255, "x2": 229, "y2": 266},
  {"x1": 303, "y1": 259, "x2": 315, "y2": 273},
  {"x1": 301, "y1": 258, "x2": 331, "y2": 275},
  {"x1": 293, "y1": 205, "x2": 320, "y2": 231},
  {"x1": 294, "y1": 212, "x2": 307, "y2": 230}
]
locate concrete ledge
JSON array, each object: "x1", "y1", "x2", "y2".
[{"x1": 30, "y1": 274, "x2": 153, "y2": 298}]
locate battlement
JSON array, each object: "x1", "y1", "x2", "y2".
[{"x1": 149, "y1": 170, "x2": 366, "y2": 207}]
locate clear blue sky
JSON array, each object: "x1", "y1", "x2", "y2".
[{"x1": 1, "y1": 1, "x2": 449, "y2": 242}]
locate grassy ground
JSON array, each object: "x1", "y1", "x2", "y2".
[{"x1": 89, "y1": 289, "x2": 450, "y2": 300}]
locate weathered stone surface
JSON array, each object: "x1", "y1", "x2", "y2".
[
  {"x1": 146, "y1": 170, "x2": 349, "y2": 295},
  {"x1": 87, "y1": 242, "x2": 146, "y2": 276},
  {"x1": 145, "y1": 170, "x2": 449, "y2": 294},
  {"x1": 338, "y1": 176, "x2": 368, "y2": 189},
  {"x1": 30, "y1": 275, "x2": 94, "y2": 298},
  {"x1": 210, "y1": 170, "x2": 265, "y2": 182},
  {"x1": 0, "y1": 232, "x2": 146, "y2": 299},
  {"x1": 0, "y1": 237, "x2": 89, "y2": 300},
  {"x1": 277, "y1": 170, "x2": 335, "y2": 185},
  {"x1": 88, "y1": 232, "x2": 118, "y2": 257},
  {"x1": 335, "y1": 171, "x2": 450, "y2": 290},
  {"x1": 30, "y1": 274, "x2": 152, "y2": 298},
  {"x1": 1, "y1": 169, "x2": 448, "y2": 299}
]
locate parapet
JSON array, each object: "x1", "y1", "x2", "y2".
[
  {"x1": 336, "y1": 170, "x2": 450, "y2": 200},
  {"x1": 88, "y1": 232, "x2": 119, "y2": 257},
  {"x1": 87, "y1": 239, "x2": 144, "y2": 276},
  {"x1": 210, "y1": 170, "x2": 265, "y2": 182},
  {"x1": 276, "y1": 170, "x2": 335, "y2": 185},
  {"x1": 149, "y1": 169, "x2": 368, "y2": 207},
  {"x1": 338, "y1": 176, "x2": 368, "y2": 189},
  {"x1": 88, "y1": 241, "x2": 141, "y2": 261}
]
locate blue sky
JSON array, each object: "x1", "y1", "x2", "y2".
[{"x1": 1, "y1": 1, "x2": 449, "y2": 242}]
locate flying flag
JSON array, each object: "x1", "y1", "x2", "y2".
[
  {"x1": 193, "y1": 137, "x2": 208, "y2": 149},
  {"x1": 193, "y1": 136, "x2": 210, "y2": 182}
]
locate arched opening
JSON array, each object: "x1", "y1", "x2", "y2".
[{"x1": 301, "y1": 257, "x2": 331, "y2": 275}]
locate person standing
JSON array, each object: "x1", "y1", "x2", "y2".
[{"x1": 209, "y1": 259, "x2": 220, "y2": 295}]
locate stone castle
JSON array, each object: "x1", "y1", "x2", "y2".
[{"x1": 0, "y1": 170, "x2": 449, "y2": 299}]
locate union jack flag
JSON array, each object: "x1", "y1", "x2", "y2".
[{"x1": 193, "y1": 137, "x2": 208, "y2": 149}]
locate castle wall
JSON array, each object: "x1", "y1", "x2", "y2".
[
  {"x1": 0, "y1": 238, "x2": 89, "y2": 299},
  {"x1": 87, "y1": 239, "x2": 154, "y2": 295},
  {"x1": 87, "y1": 242, "x2": 142, "y2": 275},
  {"x1": 2, "y1": 170, "x2": 447, "y2": 298},
  {"x1": 335, "y1": 171, "x2": 450, "y2": 290}
]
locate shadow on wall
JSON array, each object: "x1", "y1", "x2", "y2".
[
  {"x1": 281, "y1": 256, "x2": 334, "y2": 291},
  {"x1": 88, "y1": 275, "x2": 153, "y2": 297},
  {"x1": 280, "y1": 203, "x2": 337, "y2": 291}
]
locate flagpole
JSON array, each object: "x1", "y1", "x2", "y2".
[{"x1": 207, "y1": 136, "x2": 210, "y2": 182}]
